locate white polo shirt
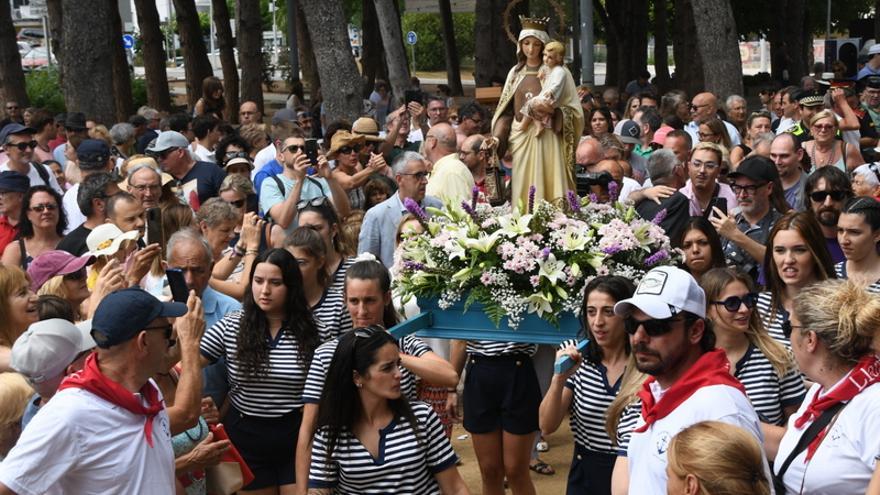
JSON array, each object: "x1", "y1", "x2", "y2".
[
  {"x1": 774, "y1": 380, "x2": 880, "y2": 495},
  {"x1": 0, "y1": 385, "x2": 174, "y2": 495},
  {"x1": 626, "y1": 383, "x2": 764, "y2": 495}
]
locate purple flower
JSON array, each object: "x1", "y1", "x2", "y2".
[
  {"x1": 603, "y1": 245, "x2": 623, "y2": 255},
  {"x1": 404, "y1": 197, "x2": 428, "y2": 226},
  {"x1": 589, "y1": 193, "x2": 599, "y2": 203},
  {"x1": 528, "y1": 185, "x2": 536, "y2": 213},
  {"x1": 403, "y1": 260, "x2": 426, "y2": 271},
  {"x1": 608, "y1": 180, "x2": 619, "y2": 203},
  {"x1": 461, "y1": 200, "x2": 477, "y2": 219},
  {"x1": 645, "y1": 249, "x2": 670, "y2": 266},
  {"x1": 541, "y1": 246, "x2": 551, "y2": 259},
  {"x1": 567, "y1": 191, "x2": 581, "y2": 213},
  {"x1": 471, "y1": 186, "x2": 480, "y2": 210},
  {"x1": 653, "y1": 208, "x2": 668, "y2": 225}
]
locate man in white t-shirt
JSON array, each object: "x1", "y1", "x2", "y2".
[
  {"x1": 0, "y1": 123, "x2": 63, "y2": 194},
  {"x1": 0, "y1": 288, "x2": 215, "y2": 495},
  {"x1": 609, "y1": 266, "x2": 765, "y2": 495}
]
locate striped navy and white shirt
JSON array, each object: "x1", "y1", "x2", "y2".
[
  {"x1": 615, "y1": 400, "x2": 642, "y2": 456},
  {"x1": 734, "y1": 345, "x2": 806, "y2": 425},
  {"x1": 200, "y1": 310, "x2": 311, "y2": 417},
  {"x1": 835, "y1": 261, "x2": 880, "y2": 294},
  {"x1": 312, "y1": 287, "x2": 352, "y2": 342},
  {"x1": 329, "y1": 257, "x2": 356, "y2": 294},
  {"x1": 466, "y1": 340, "x2": 537, "y2": 357},
  {"x1": 302, "y1": 334, "x2": 431, "y2": 404},
  {"x1": 308, "y1": 402, "x2": 458, "y2": 494},
  {"x1": 757, "y1": 291, "x2": 790, "y2": 348},
  {"x1": 565, "y1": 362, "x2": 624, "y2": 455}
]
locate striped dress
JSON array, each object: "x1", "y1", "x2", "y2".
[
  {"x1": 308, "y1": 402, "x2": 458, "y2": 494},
  {"x1": 565, "y1": 362, "x2": 625, "y2": 455}
]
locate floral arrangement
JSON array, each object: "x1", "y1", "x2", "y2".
[{"x1": 392, "y1": 186, "x2": 681, "y2": 329}]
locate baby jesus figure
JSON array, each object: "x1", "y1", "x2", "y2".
[{"x1": 520, "y1": 40, "x2": 568, "y2": 136}]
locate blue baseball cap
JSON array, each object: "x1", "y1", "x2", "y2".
[
  {"x1": 0, "y1": 123, "x2": 36, "y2": 145},
  {"x1": 90, "y1": 288, "x2": 187, "y2": 348},
  {"x1": 76, "y1": 139, "x2": 111, "y2": 168},
  {"x1": 0, "y1": 171, "x2": 29, "y2": 193}
]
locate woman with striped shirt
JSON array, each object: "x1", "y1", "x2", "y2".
[
  {"x1": 296, "y1": 258, "x2": 458, "y2": 490},
  {"x1": 199, "y1": 248, "x2": 320, "y2": 494},
  {"x1": 701, "y1": 268, "x2": 805, "y2": 433},
  {"x1": 836, "y1": 196, "x2": 880, "y2": 293},
  {"x1": 284, "y1": 226, "x2": 351, "y2": 342},
  {"x1": 758, "y1": 211, "x2": 835, "y2": 348},
  {"x1": 539, "y1": 276, "x2": 640, "y2": 495},
  {"x1": 297, "y1": 200, "x2": 355, "y2": 292},
  {"x1": 307, "y1": 327, "x2": 469, "y2": 494}
]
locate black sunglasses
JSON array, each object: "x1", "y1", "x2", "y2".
[
  {"x1": 711, "y1": 293, "x2": 758, "y2": 312},
  {"x1": 338, "y1": 145, "x2": 362, "y2": 155},
  {"x1": 7, "y1": 140, "x2": 37, "y2": 151},
  {"x1": 223, "y1": 151, "x2": 249, "y2": 163},
  {"x1": 624, "y1": 315, "x2": 689, "y2": 337},
  {"x1": 63, "y1": 268, "x2": 87, "y2": 281},
  {"x1": 144, "y1": 324, "x2": 176, "y2": 347},
  {"x1": 29, "y1": 203, "x2": 58, "y2": 213},
  {"x1": 297, "y1": 196, "x2": 328, "y2": 211},
  {"x1": 781, "y1": 320, "x2": 804, "y2": 339},
  {"x1": 285, "y1": 144, "x2": 306, "y2": 154},
  {"x1": 226, "y1": 198, "x2": 246, "y2": 208},
  {"x1": 809, "y1": 190, "x2": 847, "y2": 203}
]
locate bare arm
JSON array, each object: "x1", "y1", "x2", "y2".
[
  {"x1": 867, "y1": 461, "x2": 880, "y2": 495},
  {"x1": 730, "y1": 145, "x2": 746, "y2": 166},
  {"x1": 400, "y1": 350, "x2": 458, "y2": 388},
  {"x1": 295, "y1": 403, "x2": 319, "y2": 495},
  {"x1": 268, "y1": 161, "x2": 307, "y2": 229},
  {"x1": 330, "y1": 166, "x2": 375, "y2": 191},
  {"x1": 0, "y1": 346, "x2": 11, "y2": 373},
  {"x1": 709, "y1": 207, "x2": 766, "y2": 263},
  {"x1": 1, "y1": 241, "x2": 22, "y2": 267},
  {"x1": 846, "y1": 143, "x2": 865, "y2": 170},
  {"x1": 317, "y1": 155, "x2": 350, "y2": 218},
  {"x1": 434, "y1": 465, "x2": 471, "y2": 495},
  {"x1": 760, "y1": 423, "x2": 786, "y2": 462},
  {"x1": 832, "y1": 88, "x2": 860, "y2": 131},
  {"x1": 0, "y1": 482, "x2": 17, "y2": 495},
  {"x1": 379, "y1": 106, "x2": 406, "y2": 158},
  {"x1": 167, "y1": 292, "x2": 205, "y2": 435},
  {"x1": 611, "y1": 456, "x2": 629, "y2": 495},
  {"x1": 539, "y1": 345, "x2": 580, "y2": 436}
]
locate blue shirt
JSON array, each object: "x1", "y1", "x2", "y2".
[
  {"x1": 357, "y1": 193, "x2": 443, "y2": 267},
  {"x1": 259, "y1": 173, "x2": 332, "y2": 234},
  {"x1": 253, "y1": 159, "x2": 283, "y2": 198}
]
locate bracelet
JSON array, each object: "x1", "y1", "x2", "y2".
[
  {"x1": 446, "y1": 388, "x2": 457, "y2": 393},
  {"x1": 245, "y1": 249, "x2": 259, "y2": 256},
  {"x1": 232, "y1": 245, "x2": 246, "y2": 257}
]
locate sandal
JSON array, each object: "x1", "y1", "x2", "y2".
[
  {"x1": 536, "y1": 439, "x2": 549, "y2": 452},
  {"x1": 529, "y1": 460, "x2": 555, "y2": 475}
]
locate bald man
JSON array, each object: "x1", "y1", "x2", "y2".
[
  {"x1": 586, "y1": 159, "x2": 624, "y2": 203},
  {"x1": 684, "y1": 92, "x2": 741, "y2": 147},
  {"x1": 424, "y1": 123, "x2": 475, "y2": 204},
  {"x1": 576, "y1": 137, "x2": 602, "y2": 167}
]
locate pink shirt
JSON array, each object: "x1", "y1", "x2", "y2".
[{"x1": 679, "y1": 180, "x2": 738, "y2": 217}]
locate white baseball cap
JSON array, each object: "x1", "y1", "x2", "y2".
[
  {"x1": 614, "y1": 266, "x2": 706, "y2": 319},
  {"x1": 11, "y1": 319, "x2": 96, "y2": 384},
  {"x1": 869, "y1": 43, "x2": 880, "y2": 56}
]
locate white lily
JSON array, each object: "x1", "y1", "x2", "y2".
[
  {"x1": 497, "y1": 212, "x2": 533, "y2": 238},
  {"x1": 463, "y1": 231, "x2": 501, "y2": 253},
  {"x1": 525, "y1": 292, "x2": 554, "y2": 316},
  {"x1": 560, "y1": 228, "x2": 590, "y2": 252},
  {"x1": 444, "y1": 239, "x2": 467, "y2": 260},
  {"x1": 538, "y1": 253, "x2": 566, "y2": 285}
]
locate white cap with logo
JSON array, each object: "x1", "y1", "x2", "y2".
[{"x1": 614, "y1": 266, "x2": 706, "y2": 319}]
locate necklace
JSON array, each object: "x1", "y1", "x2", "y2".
[{"x1": 809, "y1": 142, "x2": 836, "y2": 167}]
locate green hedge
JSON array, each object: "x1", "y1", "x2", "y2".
[
  {"x1": 26, "y1": 66, "x2": 150, "y2": 115},
  {"x1": 401, "y1": 12, "x2": 474, "y2": 72}
]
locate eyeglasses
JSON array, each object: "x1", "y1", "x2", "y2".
[
  {"x1": 226, "y1": 198, "x2": 246, "y2": 208},
  {"x1": 781, "y1": 321, "x2": 804, "y2": 339},
  {"x1": 63, "y1": 268, "x2": 87, "y2": 281},
  {"x1": 624, "y1": 315, "x2": 688, "y2": 337},
  {"x1": 812, "y1": 124, "x2": 835, "y2": 132},
  {"x1": 690, "y1": 159, "x2": 720, "y2": 170},
  {"x1": 285, "y1": 144, "x2": 306, "y2": 154},
  {"x1": 296, "y1": 196, "x2": 329, "y2": 210},
  {"x1": 689, "y1": 103, "x2": 710, "y2": 112},
  {"x1": 399, "y1": 171, "x2": 429, "y2": 180},
  {"x1": 731, "y1": 182, "x2": 768, "y2": 195},
  {"x1": 7, "y1": 140, "x2": 37, "y2": 151},
  {"x1": 809, "y1": 190, "x2": 847, "y2": 203},
  {"x1": 144, "y1": 324, "x2": 176, "y2": 347},
  {"x1": 711, "y1": 293, "x2": 758, "y2": 312},
  {"x1": 29, "y1": 203, "x2": 58, "y2": 213},
  {"x1": 130, "y1": 184, "x2": 162, "y2": 193},
  {"x1": 337, "y1": 145, "x2": 362, "y2": 155}
]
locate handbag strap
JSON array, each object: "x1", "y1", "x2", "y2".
[{"x1": 774, "y1": 401, "x2": 845, "y2": 489}]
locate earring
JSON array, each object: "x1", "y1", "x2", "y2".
[{"x1": 356, "y1": 383, "x2": 362, "y2": 388}]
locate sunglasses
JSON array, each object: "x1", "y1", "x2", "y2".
[
  {"x1": 144, "y1": 323, "x2": 176, "y2": 348},
  {"x1": 809, "y1": 190, "x2": 847, "y2": 203},
  {"x1": 63, "y1": 268, "x2": 87, "y2": 281},
  {"x1": 7, "y1": 140, "x2": 37, "y2": 151},
  {"x1": 624, "y1": 315, "x2": 688, "y2": 337},
  {"x1": 285, "y1": 144, "x2": 306, "y2": 154},
  {"x1": 338, "y1": 145, "x2": 362, "y2": 155},
  {"x1": 781, "y1": 321, "x2": 804, "y2": 339},
  {"x1": 226, "y1": 198, "x2": 246, "y2": 208},
  {"x1": 224, "y1": 151, "x2": 249, "y2": 162},
  {"x1": 296, "y1": 196, "x2": 329, "y2": 211},
  {"x1": 711, "y1": 293, "x2": 758, "y2": 312},
  {"x1": 29, "y1": 203, "x2": 58, "y2": 213}
]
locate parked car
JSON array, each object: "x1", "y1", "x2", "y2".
[
  {"x1": 17, "y1": 28, "x2": 45, "y2": 43},
  {"x1": 17, "y1": 41, "x2": 31, "y2": 57},
  {"x1": 21, "y1": 46, "x2": 54, "y2": 71}
]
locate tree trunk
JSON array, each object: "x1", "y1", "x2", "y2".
[
  {"x1": 295, "y1": 2, "x2": 320, "y2": 100},
  {"x1": 770, "y1": 0, "x2": 808, "y2": 84},
  {"x1": 374, "y1": 0, "x2": 411, "y2": 106},
  {"x1": 690, "y1": 0, "x2": 742, "y2": 98},
  {"x1": 110, "y1": 0, "x2": 134, "y2": 122},
  {"x1": 173, "y1": 0, "x2": 213, "y2": 110},
  {"x1": 134, "y1": 0, "x2": 171, "y2": 111},
  {"x1": 876, "y1": 0, "x2": 880, "y2": 43},
  {"x1": 361, "y1": 0, "x2": 386, "y2": 97},
  {"x1": 594, "y1": 0, "x2": 620, "y2": 87},
  {"x1": 0, "y1": 0, "x2": 29, "y2": 109},
  {"x1": 653, "y1": 0, "x2": 670, "y2": 91},
  {"x1": 238, "y1": 0, "x2": 265, "y2": 114},
  {"x1": 46, "y1": 0, "x2": 63, "y2": 68},
  {"x1": 61, "y1": 0, "x2": 116, "y2": 123},
  {"x1": 299, "y1": 0, "x2": 362, "y2": 122},
  {"x1": 671, "y1": 0, "x2": 704, "y2": 95},
  {"x1": 438, "y1": 0, "x2": 463, "y2": 95},
  {"x1": 212, "y1": 0, "x2": 239, "y2": 122},
  {"x1": 473, "y1": 0, "x2": 526, "y2": 87}
]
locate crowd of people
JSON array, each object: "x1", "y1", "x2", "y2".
[{"x1": 2, "y1": 30, "x2": 880, "y2": 495}]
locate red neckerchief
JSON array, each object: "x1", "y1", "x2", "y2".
[
  {"x1": 634, "y1": 348, "x2": 746, "y2": 433},
  {"x1": 59, "y1": 353, "x2": 164, "y2": 447},
  {"x1": 795, "y1": 353, "x2": 880, "y2": 460}
]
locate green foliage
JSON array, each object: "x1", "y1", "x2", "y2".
[
  {"x1": 131, "y1": 78, "x2": 148, "y2": 109},
  {"x1": 400, "y1": 12, "x2": 475, "y2": 71},
  {"x1": 25, "y1": 67, "x2": 65, "y2": 114}
]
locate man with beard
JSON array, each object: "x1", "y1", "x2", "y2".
[
  {"x1": 710, "y1": 157, "x2": 783, "y2": 281},
  {"x1": 610, "y1": 266, "x2": 766, "y2": 494},
  {"x1": 770, "y1": 133, "x2": 808, "y2": 211},
  {"x1": 804, "y1": 166, "x2": 853, "y2": 264}
]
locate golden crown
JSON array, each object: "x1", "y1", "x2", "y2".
[{"x1": 519, "y1": 15, "x2": 550, "y2": 31}]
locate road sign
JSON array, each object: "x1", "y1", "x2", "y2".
[
  {"x1": 122, "y1": 34, "x2": 134, "y2": 50},
  {"x1": 27, "y1": 0, "x2": 47, "y2": 17},
  {"x1": 406, "y1": 31, "x2": 418, "y2": 46}
]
